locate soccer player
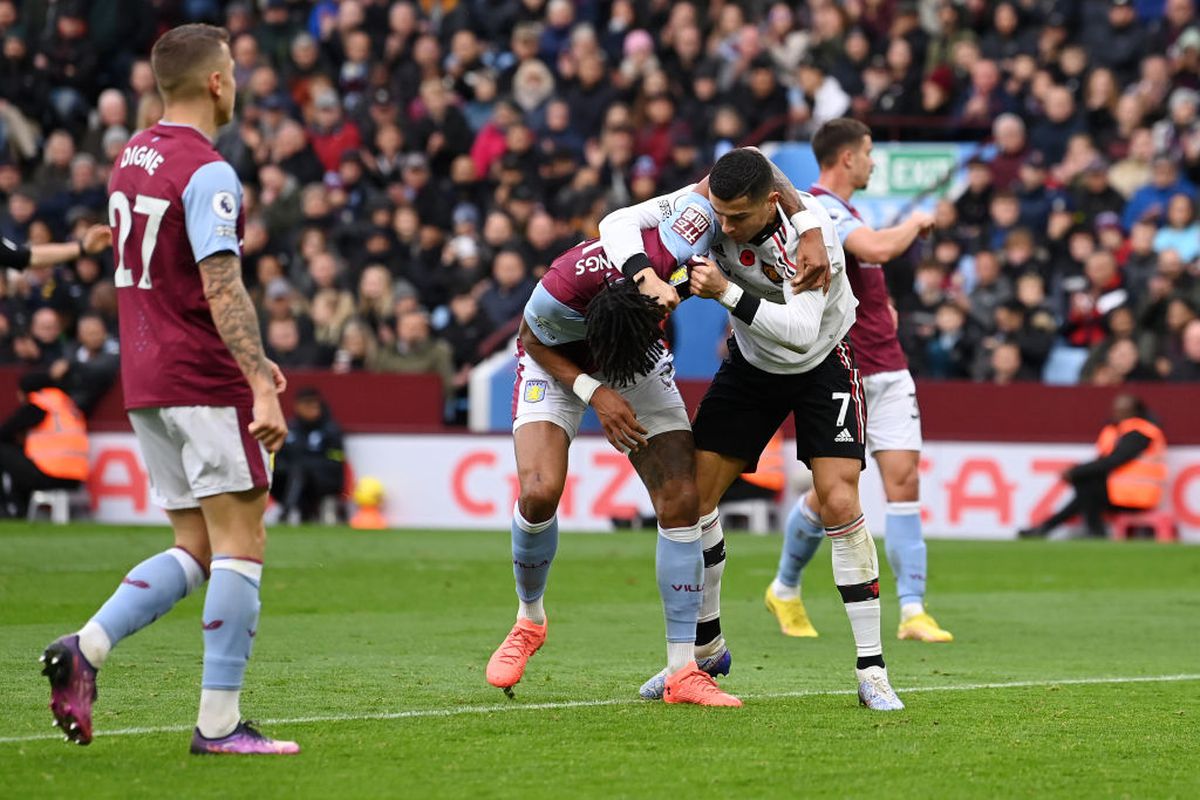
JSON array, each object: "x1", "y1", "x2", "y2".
[
  {"x1": 39, "y1": 24, "x2": 299, "y2": 754},
  {"x1": 487, "y1": 228, "x2": 742, "y2": 707},
  {"x1": 766, "y1": 119, "x2": 953, "y2": 644},
  {"x1": 600, "y1": 148, "x2": 904, "y2": 710}
]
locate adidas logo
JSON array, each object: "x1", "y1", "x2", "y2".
[{"x1": 835, "y1": 428, "x2": 854, "y2": 443}]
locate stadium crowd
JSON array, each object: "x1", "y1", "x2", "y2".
[{"x1": 1, "y1": 0, "x2": 1198, "y2": 422}]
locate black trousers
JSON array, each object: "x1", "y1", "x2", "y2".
[
  {"x1": 0, "y1": 443, "x2": 82, "y2": 515},
  {"x1": 1039, "y1": 473, "x2": 1141, "y2": 537},
  {"x1": 270, "y1": 460, "x2": 344, "y2": 521}
]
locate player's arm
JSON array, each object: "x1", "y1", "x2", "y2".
[
  {"x1": 597, "y1": 185, "x2": 699, "y2": 311},
  {"x1": 689, "y1": 257, "x2": 826, "y2": 353},
  {"x1": 199, "y1": 253, "x2": 287, "y2": 452},
  {"x1": 2, "y1": 225, "x2": 111, "y2": 268},
  {"x1": 185, "y1": 159, "x2": 287, "y2": 452},
  {"x1": 842, "y1": 211, "x2": 934, "y2": 265},
  {"x1": 518, "y1": 317, "x2": 647, "y2": 452}
]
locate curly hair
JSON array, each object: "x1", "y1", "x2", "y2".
[{"x1": 585, "y1": 277, "x2": 665, "y2": 387}]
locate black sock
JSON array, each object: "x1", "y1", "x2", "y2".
[{"x1": 856, "y1": 654, "x2": 885, "y2": 670}]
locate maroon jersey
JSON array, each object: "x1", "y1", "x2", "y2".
[
  {"x1": 520, "y1": 229, "x2": 686, "y2": 369},
  {"x1": 108, "y1": 122, "x2": 251, "y2": 409},
  {"x1": 809, "y1": 184, "x2": 908, "y2": 376}
]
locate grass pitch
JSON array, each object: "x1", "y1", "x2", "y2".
[{"x1": 2, "y1": 523, "x2": 1198, "y2": 799}]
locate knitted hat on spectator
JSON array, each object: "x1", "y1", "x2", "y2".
[{"x1": 1095, "y1": 211, "x2": 1124, "y2": 233}]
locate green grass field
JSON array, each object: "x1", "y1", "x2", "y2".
[{"x1": 2, "y1": 523, "x2": 1198, "y2": 799}]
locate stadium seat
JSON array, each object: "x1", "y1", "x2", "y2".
[
  {"x1": 27, "y1": 487, "x2": 85, "y2": 525},
  {"x1": 1109, "y1": 510, "x2": 1178, "y2": 542},
  {"x1": 1041, "y1": 344, "x2": 1090, "y2": 385}
]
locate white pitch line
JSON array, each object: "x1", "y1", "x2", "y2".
[{"x1": 3, "y1": 673, "x2": 1197, "y2": 746}]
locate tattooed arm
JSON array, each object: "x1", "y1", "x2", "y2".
[{"x1": 199, "y1": 252, "x2": 288, "y2": 452}]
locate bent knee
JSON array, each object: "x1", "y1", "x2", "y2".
[
  {"x1": 653, "y1": 480, "x2": 699, "y2": 529},
  {"x1": 518, "y1": 476, "x2": 565, "y2": 524},
  {"x1": 818, "y1": 484, "x2": 860, "y2": 526},
  {"x1": 883, "y1": 468, "x2": 920, "y2": 503}
]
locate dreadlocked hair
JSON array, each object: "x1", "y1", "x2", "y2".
[{"x1": 585, "y1": 277, "x2": 666, "y2": 387}]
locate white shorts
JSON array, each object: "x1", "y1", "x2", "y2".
[
  {"x1": 129, "y1": 406, "x2": 272, "y2": 510},
  {"x1": 862, "y1": 370, "x2": 923, "y2": 454},
  {"x1": 512, "y1": 350, "x2": 691, "y2": 450}
]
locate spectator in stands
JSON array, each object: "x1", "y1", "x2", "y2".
[
  {"x1": 922, "y1": 301, "x2": 974, "y2": 380},
  {"x1": 789, "y1": 57, "x2": 850, "y2": 140},
  {"x1": 956, "y1": 59, "x2": 1016, "y2": 130},
  {"x1": 1089, "y1": 337, "x2": 1158, "y2": 385},
  {"x1": 272, "y1": 387, "x2": 345, "y2": 524},
  {"x1": 0, "y1": 372, "x2": 87, "y2": 517},
  {"x1": 1152, "y1": 193, "x2": 1200, "y2": 263},
  {"x1": 331, "y1": 318, "x2": 377, "y2": 374},
  {"x1": 987, "y1": 341, "x2": 1027, "y2": 384},
  {"x1": 478, "y1": 248, "x2": 535, "y2": 330},
  {"x1": 1168, "y1": 318, "x2": 1200, "y2": 380},
  {"x1": 307, "y1": 88, "x2": 360, "y2": 176},
  {"x1": 49, "y1": 312, "x2": 118, "y2": 416},
  {"x1": 1028, "y1": 85, "x2": 1082, "y2": 166},
  {"x1": 373, "y1": 310, "x2": 455, "y2": 400},
  {"x1": 1063, "y1": 251, "x2": 1129, "y2": 348},
  {"x1": 265, "y1": 316, "x2": 319, "y2": 370},
  {"x1": 1123, "y1": 155, "x2": 1196, "y2": 230},
  {"x1": 1075, "y1": 159, "x2": 1126, "y2": 227},
  {"x1": 1020, "y1": 394, "x2": 1166, "y2": 539}
]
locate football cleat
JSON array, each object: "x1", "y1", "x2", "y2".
[
  {"x1": 41, "y1": 635, "x2": 97, "y2": 746},
  {"x1": 638, "y1": 646, "x2": 731, "y2": 700},
  {"x1": 190, "y1": 721, "x2": 300, "y2": 755},
  {"x1": 486, "y1": 617, "x2": 547, "y2": 692},
  {"x1": 663, "y1": 662, "x2": 742, "y2": 707},
  {"x1": 856, "y1": 666, "x2": 905, "y2": 711},
  {"x1": 897, "y1": 612, "x2": 954, "y2": 643},
  {"x1": 764, "y1": 585, "x2": 819, "y2": 637}
]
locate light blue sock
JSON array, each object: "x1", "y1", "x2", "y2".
[
  {"x1": 90, "y1": 547, "x2": 206, "y2": 652},
  {"x1": 885, "y1": 502, "x2": 927, "y2": 607},
  {"x1": 776, "y1": 493, "x2": 824, "y2": 588},
  {"x1": 201, "y1": 557, "x2": 262, "y2": 691},
  {"x1": 511, "y1": 506, "x2": 558, "y2": 604},
  {"x1": 656, "y1": 523, "x2": 704, "y2": 644}
]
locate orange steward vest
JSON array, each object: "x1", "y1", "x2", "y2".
[
  {"x1": 1096, "y1": 417, "x2": 1166, "y2": 510},
  {"x1": 741, "y1": 432, "x2": 786, "y2": 494},
  {"x1": 25, "y1": 388, "x2": 89, "y2": 481}
]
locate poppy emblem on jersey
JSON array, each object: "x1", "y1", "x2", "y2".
[
  {"x1": 212, "y1": 191, "x2": 237, "y2": 220},
  {"x1": 739, "y1": 249, "x2": 755, "y2": 267},
  {"x1": 524, "y1": 380, "x2": 548, "y2": 403},
  {"x1": 761, "y1": 262, "x2": 783, "y2": 284}
]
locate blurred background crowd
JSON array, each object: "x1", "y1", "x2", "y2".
[{"x1": 0, "y1": 0, "x2": 1198, "y2": 424}]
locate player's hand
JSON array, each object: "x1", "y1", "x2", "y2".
[
  {"x1": 81, "y1": 225, "x2": 112, "y2": 255},
  {"x1": 688, "y1": 257, "x2": 729, "y2": 299},
  {"x1": 908, "y1": 211, "x2": 935, "y2": 237},
  {"x1": 591, "y1": 385, "x2": 648, "y2": 452},
  {"x1": 636, "y1": 270, "x2": 680, "y2": 311},
  {"x1": 792, "y1": 228, "x2": 832, "y2": 294},
  {"x1": 266, "y1": 359, "x2": 288, "y2": 393},
  {"x1": 249, "y1": 392, "x2": 288, "y2": 453}
]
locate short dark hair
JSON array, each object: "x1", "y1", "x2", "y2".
[
  {"x1": 151, "y1": 24, "x2": 230, "y2": 100},
  {"x1": 585, "y1": 278, "x2": 665, "y2": 387},
  {"x1": 812, "y1": 118, "x2": 871, "y2": 167},
  {"x1": 709, "y1": 148, "x2": 774, "y2": 203}
]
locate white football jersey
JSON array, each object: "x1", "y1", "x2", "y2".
[{"x1": 599, "y1": 186, "x2": 857, "y2": 374}]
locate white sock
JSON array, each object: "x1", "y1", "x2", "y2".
[
  {"x1": 197, "y1": 688, "x2": 240, "y2": 739},
  {"x1": 517, "y1": 597, "x2": 545, "y2": 624},
  {"x1": 770, "y1": 577, "x2": 799, "y2": 600},
  {"x1": 76, "y1": 619, "x2": 112, "y2": 669},
  {"x1": 900, "y1": 601, "x2": 925, "y2": 621},
  {"x1": 829, "y1": 517, "x2": 883, "y2": 659},
  {"x1": 667, "y1": 641, "x2": 693, "y2": 672}
]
